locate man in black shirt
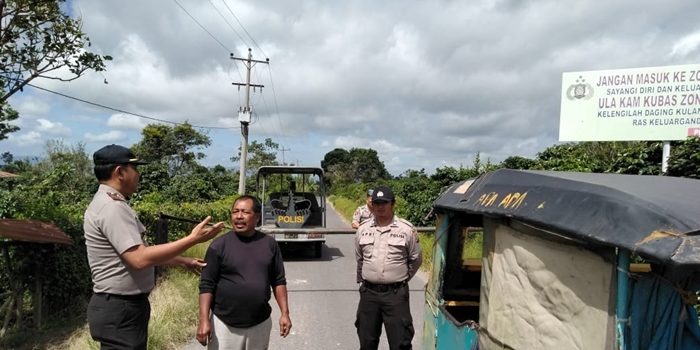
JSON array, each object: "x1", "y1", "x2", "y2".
[{"x1": 197, "y1": 195, "x2": 291, "y2": 349}]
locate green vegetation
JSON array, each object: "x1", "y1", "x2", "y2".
[
  {"x1": 418, "y1": 232, "x2": 435, "y2": 272},
  {"x1": 0, "y1": 126, "x2": 238, "y2": 348},
  {"x1": 462, "y1": 230, "x2": 483, "y2": 261},
  {"x1": 321, "y1": 148, "x2": 391, "y2": 188},
  {"x1": 328, "y1": 194, "x2": 361, "y2": 221},
  {"x1": 1, "y1": 0, "x2": 111, "y2": 141},
  {"x1": 1, "y1": 127, "x2": 698, "y2": 348},
  {"x1": 54, "y1": 245, "x2": 211, "y2": 350},
  {"x1": 147, "y1": 269, "x2": 202, "y2": 349}
]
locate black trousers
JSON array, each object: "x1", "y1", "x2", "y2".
[
  {"x1": 87, "y1": 293, "x2": 150, "y2": 350},
  {"x1": 355, "y1": 283, "x2": 414, "y2": 350}
]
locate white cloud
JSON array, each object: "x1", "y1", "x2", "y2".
[
  {"x1": 3, "y1": 0, "x2": 697, "y2": 174},
  {"x1": 107, "y1": 113, "x2": 147, "y2": 130},
  {"x1": 35, "y1": 118, "x2": 71, "y2": 136},
  {"x1": 15, "y1": 98, "x2": 50, "y2": 118},
  {"x1": 12, "y1": 131, "x2": 43, "y2": 146},
  {"x1": 84, "y1": 130, "x2": 127, "y2": 142},
  {"x1": 333, "y1": 135, "x2": 405, "y2": 154},
  {"x1": 669, "y1": 30, "x2": 700, "y2": 58}
]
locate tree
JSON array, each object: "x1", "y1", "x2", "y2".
[
  {"x1": 132, "y1": 123, "x2": 211, "y2": 175},
  {"x1": 348, "y1": 148, "x2": 391, "y2": 183},
  {"x1": 391, "y1": 169, "x2": 441, "y2": 226},
  {"x1": 667, "y1": 137, "x2": 700, "y2": 179},
  {"x1": 533, "y1": 141, "x2": 659, "y2": 173},
  {"x1": 130, "y1": 123, "x2": 213, "y2": 198},
  {"x1": 606, "y1": 141, "x2": 662, "y2": 175},
  {"x1": 0, "y1": 0, "x2": 111, "y2": 139},
  {"x1": 500, "y1": 156, "x2": 538, "y2": 170},
  {"x1": 536, "y1": 143, "x2": 601, "y2": 171},
  {"x1": 231, "y1": 137, "x2": 280, "y2": 176},
  {"x1": 321, "y1": 148, "x2": 350, "y2": 173},
  {"x1": 0, "y1": 101, "x2": 18, "y2": 140},
  {"x1": 0, "y1": 141, "x2": 95, "y2": 328},
  {"x1": 321, "y1": 147, "x2": 390, "y2": 189},
  {"x1": 162, "y1": 164, "x2": 237, "y2": 202}
]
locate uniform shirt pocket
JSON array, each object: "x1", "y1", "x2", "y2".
[
  {"x1": 358, "y1": 234, "x2": 375, "y2": 259},
  {"x1": 387, "y1": 234, "x2": 407, "y2": 261}
]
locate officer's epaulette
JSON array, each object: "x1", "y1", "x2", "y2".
[
  {"x1": 397, "y1": 217, "x2": 414, "y2": 228},
  {"x1": 106, "y1": 192, "x2": 126, "y2": 202}
]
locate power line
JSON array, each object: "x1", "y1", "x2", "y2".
[
  {"x1": 266, "y1": 65, "x2": 285, "y2": 134},
  {"x1": 207, "y1": 0, "x2": 249, "y2": 48},
  {"x1": 220, "y1": 0, "x2": 267, "y2": 58},
  {"x1": 173, "y1": 0, "x2": 232, "y2": 53},
  {"x1": 279, "y1": 146, "x2": 291, "y2": 165},
  {"x1": 27, "y1": 83, "x2": 236, "y2": 130}
]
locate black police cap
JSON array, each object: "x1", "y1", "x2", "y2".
[
  {"x1": 93, "y1": 144, "x2": 149, "y2": 166},
  {"x1": 371, "y1": 185, "x2": 395, "y2": 203}
]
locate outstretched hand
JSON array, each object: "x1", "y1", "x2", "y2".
[
  {"x1": 181, "y1": 257, "x2": 207, "y2": 275},
  {"x1": 190, "y1": 216, "x2": 225, "y2": 244}
]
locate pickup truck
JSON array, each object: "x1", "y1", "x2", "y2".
[{"x1": 256, "y1": 166, "x2": 326, "y2": 258}]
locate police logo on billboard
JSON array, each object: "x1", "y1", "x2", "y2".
[{"x1": 566, "y1": 76, "x2": 594, "y2": 100}]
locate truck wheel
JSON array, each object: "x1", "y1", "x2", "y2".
[{"x1": 314, "y1": 242, "x2": 323, "y2": 258}]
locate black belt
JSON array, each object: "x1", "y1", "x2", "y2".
[
  {"x1": 94, "y1": 292, "x2": 150, "y2": 301},
  {"x1": 362, "y1": 280, "x2": 407, "y2": 292}
]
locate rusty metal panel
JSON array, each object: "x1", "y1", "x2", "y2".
[{"x1": 0, "y1": 219, "x2": 72, "y2": 245}]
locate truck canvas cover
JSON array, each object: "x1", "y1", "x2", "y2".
[{"x1": 433, "y1": 169, "x2": 700, "y2": 266}]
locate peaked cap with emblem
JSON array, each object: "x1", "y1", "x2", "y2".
[
  {"x1": 93, "y1": 144, "x2": 149, "y2": 166},
  {"x1": 371, "y1": 185, "x2": 395, "y2": 203}
]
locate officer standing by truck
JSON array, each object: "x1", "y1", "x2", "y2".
[
  {"x1": 354, "y1": 185, "x2": 422, "y2": 350},
  {"x1": 352, "y1": 189, "x2": 374, "y2": 229}
]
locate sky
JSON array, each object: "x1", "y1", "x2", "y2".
[{"x1": 4, "y1": 0, "x2": 700, "y2": 175}]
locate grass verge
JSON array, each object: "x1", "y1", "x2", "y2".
[
  {"x1": 418, "y1": 231, "x2": 435, "y2": 272},
  {"x1": 328, "y1": 194, "x2": 360, "y2": 221},
  {"x1": 53, "y1": 241, "x2": 212, "y2": 350}
]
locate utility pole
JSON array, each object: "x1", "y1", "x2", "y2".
[
  {"x1": 231, "y1": 48, "x2": 269, "y2": 194},
  {"x1": 279, "y1": 146, "x2": 291, "y2": 165}
]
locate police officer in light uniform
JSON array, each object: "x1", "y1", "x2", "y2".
[
  {"x1": 84, "y1": 144, "x2": 224, "y2": 349},
  {"x1": 354, "y1": 185, "x2": 422, "y2": 350},
  {"x1": 352, "y1": 189, "x2": 375, "y2": 229}
]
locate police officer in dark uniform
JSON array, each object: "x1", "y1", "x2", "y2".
[
  {"x1": 354, "y1": 185, "x2": 422, "y2": 350},
  {"x1": 84, "y1": 144, "x2": 224, "y2": 349}
]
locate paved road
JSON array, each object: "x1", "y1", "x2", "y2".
[{"x1": 183, "y1": 202, "x2": 426, "y2": 349}]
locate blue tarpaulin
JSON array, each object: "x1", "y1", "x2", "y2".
[{"x1": 629, "y1": 277, "x2": 700, "y2": 350}]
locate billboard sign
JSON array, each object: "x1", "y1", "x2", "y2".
[{"x1": 560, "y1": 64, "x2": 700, "y2": 141}]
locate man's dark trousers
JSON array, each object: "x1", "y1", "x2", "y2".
[
  {"x1": 355, "y1": 283, "x2": 414, "y2": 350},
  {"x1": 87, "y1": 293, "x2": 150, "y2": 350}
]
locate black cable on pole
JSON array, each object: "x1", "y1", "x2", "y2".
[
  {"x1": 220, "y1": 0, "x2": 267, "y2": 58},
  {"x1": 266, "y1": 65, "x2": 285, "y2": 134},
  {"x1": 26, "y1": 83, "x2": 236, "y2": 130},
  {"x1": 207, "y1": 0, "x2": 249, "y2": 48},
  {"x1": 173, "y1": 0, "x2": 232, "y2": 53}
]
